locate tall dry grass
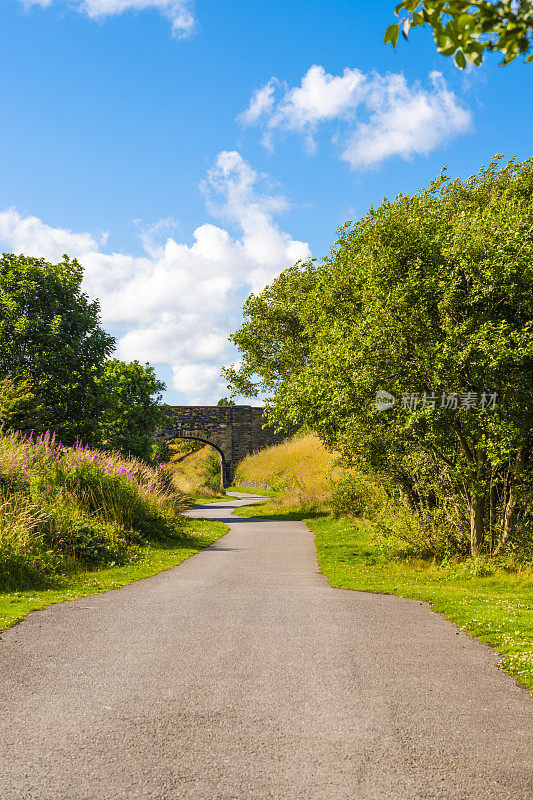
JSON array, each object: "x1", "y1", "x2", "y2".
[
  {"x1": 235, "y1": 432, "x2": 342, "y2": 512},
  {"x1": 167, "y1": 441, "x2": 223, "y2": 497}
]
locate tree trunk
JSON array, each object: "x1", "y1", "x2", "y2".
[
  {"x1": 469, "y1": 494, "x2": 485, "y2": 557},
  {"x1": 494, "y1": 485, "x2": 516, "y2": 557},
  {"x1": 489, "y1": 481, "x2": 498, "y2": 555}
]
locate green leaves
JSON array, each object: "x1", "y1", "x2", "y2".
[
  {"x1": 386, "y1": 1, "x2": 533, "y2": 67},
  {"x1": 384, "y1": 22, "x2": 400, "y2": 48},
  {"x1": 0, "y1": 254, "x2": 115, "y2": 443},
  {"x1": 97, "y1": 359, "x2": 166, "y2": 461}
]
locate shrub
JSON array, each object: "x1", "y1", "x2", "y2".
[
  {"x1": 372, "y1": 502, "x2": 470, "y2": 561},
  {"x1": 200, "y1": 450, "x2": 222, "y2": 492},
  {"x1": 0, "y1": 429, "x2": 187, "y2": 590},
  {"x1": 329, "y1": 471, "x2": 386, "y2": 518}
]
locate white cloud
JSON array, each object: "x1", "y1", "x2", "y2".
[
  {"x1": 238, "y1": 79, "x2": 278, "y2": 126},
  {"x1": 20, "y1": 0, "x2": 195, "y2": 37},
  {"x1": 0, "y1": 152, "x2": 310, "y2": 404},
  {"x1": 240, "y1": 65, "x2": 472, "y2": 168},
  {"x1": 342, "y1": 71, "x2": 472, "y2": 168},
  {"x1": 0, "y1": 208, "x2": 103, "y2": 260}
]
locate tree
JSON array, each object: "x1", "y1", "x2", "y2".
[
  {"x1": 385, "y1": 1, "x2": 533, "y2": 67},
  {"x1": 222, "y1": 260, "x2": 318, "y2": 398},
  {"x1": 216, "y1": 397, "x2": 236, "y2": 406},
  {"x1": 228, "y1": 157, "x2": 533, "y2": 557},
  {"x1": 0, "y1": 253, "x2": 115, "y2": 443},
  {"x1": 97, "y1": 359, "x2": 166, "y2": 461},
  {"x1": 0, "y1": 377, "x2": 42, "y2": 432}
]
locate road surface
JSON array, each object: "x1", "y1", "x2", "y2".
[{"x1": 0, "y1": 492, "x2": 531, "y2": 799}]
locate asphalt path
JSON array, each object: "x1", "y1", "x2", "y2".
[{"x1": 0, "y1": 492, "x2": 531, "y2": 799}]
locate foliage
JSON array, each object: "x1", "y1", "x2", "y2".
[
  {"x1": 0, "y1": 377, "x2": 41, "y2": 432},
  {"x1": 385, "y1": 1, "x2": 533, "y2": 67},
  {"x1": 0, "y1": 253, "x2": 168, "y2": 459},
  {"x1": 151, "y1": 438, "x2": 172, "y2": 464},
  {"x1": 228, "y1": 156, "x2": 533, "y2": 559},
  {"x1": 329, "y1": 471, "x2": 386, "y2": 519},
  {"x1": 0, "y1": 428, "x2": 186, "y2": 590},
  {"x1": 216, "y1": 397, "x2": 235, "y2": 406},
  {"x1": 199, "y1": 449, "x2": 222, "y2": 492},
  {"x1": 0, "y1": 253, "x2": 115, "y2": 444},
  {"x1": 166, "y1": 441, "x2": 224, "y2": 499},
  {"x1": 222, "y1": 260, "x2": 319, "y2": 397},
  {"x1": 97, "y1": 359, "x2": 166, "y2": 461}
]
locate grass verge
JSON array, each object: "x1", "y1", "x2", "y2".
[
  {"x1": 236, "y1": 498, "x2": 325, "y2": 520},
  {"x1": 238, "y1": 501, "x2": 532, "y2": 692},
  {"x1": 309, "y1": 516, "x2": 533, "y2": 693},
  {"x1": 0, "y1": 517, "x2": 228, "y2": 631},
  {"x1": 227, "y1": 485, "x2": 278, "y2": 497},
  {"x1": 185, "y1": 494, "x2": 229, "y2": 507}
]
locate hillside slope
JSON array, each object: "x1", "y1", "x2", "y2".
[{"x1": 235, "y1": 432, "x2": 340, "y2": 501}]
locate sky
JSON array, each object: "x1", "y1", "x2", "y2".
[{"x1": 1, "y1": 0, "x2": 532, "y2": 405}]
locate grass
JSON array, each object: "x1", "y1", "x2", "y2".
[
  {"x1": 235, "y1": 432, "x2": 339, "y2": 496},
  {"x1": 186, "y1": 493, "x2": 236, "y2": 506},
  {"x1": 0, "y1": 428, "x2": 232, "y2": 632},
  {"x1": 309, "y1": 516, "x2": 533, "y2": 693},
  {"x1": 167, "y1": 440, "x2": 223, "y2": 498},
  {"x1": 226, "y1": 485, "x2": 278, "y2": 497},
  {"x1": 237, "y1": 498, "x2": 325, "y2": 521},
  {"x1": 0, "y1": 428, "x2": 192, "y2": 588},
  {"x1": 237, "y1": 498, "x2": 533, "y2": 692},
  {"x1": 0, "y1": 517, "x2": 228, "y2": 630}
]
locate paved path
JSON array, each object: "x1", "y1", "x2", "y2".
[{"x1": 0, "y1": 493, "x2": 531, "y2": 800}]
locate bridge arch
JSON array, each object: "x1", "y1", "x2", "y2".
[{"x1": 158, "y1": 406, "x2": 288, "y2": 487}]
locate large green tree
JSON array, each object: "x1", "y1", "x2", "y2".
[
  {"x1": 227, "y1": 157, "x2": 533, "y2": 557},
  {"x1": 386, "y1": 1, "x2": 533, "y2": 67},
  {"x1": 0, "y1": 253, "x2": 115, "y2": 443}
]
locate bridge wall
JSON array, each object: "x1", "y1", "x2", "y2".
[{"x1": 159, "y1": 406, "x2": 287, "y2": 487}]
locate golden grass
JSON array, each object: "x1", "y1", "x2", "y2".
[
  {"x1": 235, "y1": 432, "x2": 339, "y2": 501},
  {"x1": 167, "y1": 441, "x2": 222, "y2": 497}
]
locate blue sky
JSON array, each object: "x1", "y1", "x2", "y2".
[{"x1": 1, "y1": 0, "x2": 532, "y2": 404}]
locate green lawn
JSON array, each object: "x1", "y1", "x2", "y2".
[
  {"x1": 185, "y1": 493, "x2": 230, "y2": 506},
  {"x1": 185, "y1": 490, "x2": 260, "y2": 507},
  {"x1": 236, "y1": 498, "x2": 325, "y2": 520},
  {"x1": 227, "y1": 485, "x2": 278, "y2": 497},
  {"x1": 237, "y1": 501, "x2": 533, "y2": 693},
  {"x1": 0, "y1": 518, "x2": 228, "y2": 631}
]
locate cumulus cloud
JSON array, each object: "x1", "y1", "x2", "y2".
[
  {"x1": 240, "y1": 65, "x2": 472, "y2": 168},
  {"x1": 20, "y1": 0, "x2": 195, "y2": 37},
  {"x1": 0, "y1": 152, "x2": 310, "y2": 404}
]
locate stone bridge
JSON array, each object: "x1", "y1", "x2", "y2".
[{"x1": 159, "y1": 406, "x2": 288, "y2": 487}]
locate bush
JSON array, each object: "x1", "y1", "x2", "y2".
[
  {"x1": 0, "y1": 429, "x2": 187, "y2": 590},
  {"x1": 200, "y1": 450, "x2": 222, "y2": 492},
  {"x1": 372, "y1": 502, "x2": 470, "y2": 561},
  {"x1": 329, "y1": 471, "x2": 386, "y2": 518}
]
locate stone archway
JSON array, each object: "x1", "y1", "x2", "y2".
[{"x1": 158, "y1": 405, "x2": 287, "y2": 487}]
